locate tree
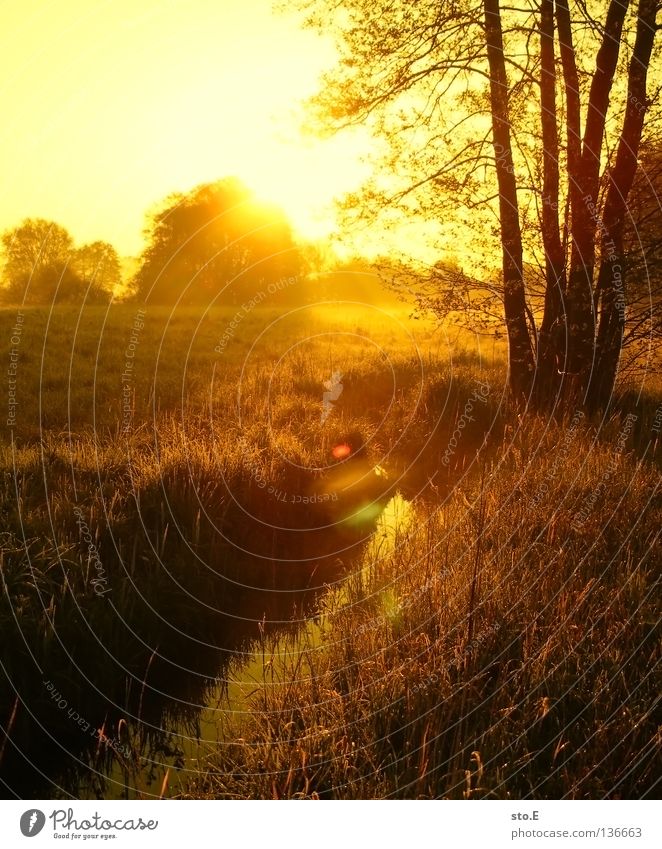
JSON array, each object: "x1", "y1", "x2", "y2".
[
  {"x1": 297, "y1": 0, "x2": 660, "y2": 413},
  {"x1": 72, "y1": 241, "x2": 121, "y2": 298},
  {"x1": 618, "y1": 133, "x2": 662, "y2": 370},
  {"x1": 134, "y1": 178, "x2": 301, "y2": 306},
  {"x1": 1, "y1": 220, "x2": 118, "y2": 304},
  {"x1": 1, "y1": 218, "x2": 77, "y2": 304}
]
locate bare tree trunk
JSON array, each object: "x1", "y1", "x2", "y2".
[
  {"x1": 554, "y1": 0, "x2": 585, "y2": 414},
  {"x1": 484, "y1": 0, "x2": 535, "y2": 403},
  {"x1": 565, "y1": 0, "x2": 630, "y2": 388},
  {"x1": 556, "y1": 0, "x2": 582, "y2": 221},
  {"x1": 588, "y1": 0, "x2": 659, "y2": 412},
  {"x1": 535, "y1": 0, "x2": 567, "y2": 410}
]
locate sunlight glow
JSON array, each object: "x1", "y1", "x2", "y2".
[{"x1": 0, "y1": 0, "x2": 371, "y2": 255}]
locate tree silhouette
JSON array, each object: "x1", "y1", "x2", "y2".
[
  {"x1": 617, "y1": 133, "x2": 662, "y2": 364},
  {"x1": 73, "y1": 241, "x2": 121, "y2": 298},
  {"x1": 1, "y1": 219, "x2": 117, "y2": 305},
  {"x1": 134, "y1": 178, "x2": 301, "y2": 306},
  {"x1": 297, "y1": 0, "x2": 660, "y2": 412},
  {"x1": 1, "y1": 218, "x2": 76, "y2": 304}
]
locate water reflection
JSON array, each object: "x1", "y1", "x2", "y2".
[{"x1": 366, "y1": 492, "x2": 415, "y2": 556}]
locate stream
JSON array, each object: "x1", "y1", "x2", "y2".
[{"x1": 51, "y1": 492, "x2": 417, "y2": 799}]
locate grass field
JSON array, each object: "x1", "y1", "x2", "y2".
[{"x1": 0, "y1": 303, "x2": 660, "y2": 799}]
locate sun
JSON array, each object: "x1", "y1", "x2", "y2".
[
  {"x1": 0, "y1": 0, "x2": 373, "y2": 256},
  {"x1": 242, "y1": 132, "x2": 372, "y2": 243}
]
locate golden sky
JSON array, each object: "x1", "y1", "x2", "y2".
[{"x1": 0, "y1": 0, "x2": 372, "y2": 256}]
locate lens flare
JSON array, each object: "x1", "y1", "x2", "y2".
[{"x1": 331, "y1": 442, "x2": 352, "y2": 460}]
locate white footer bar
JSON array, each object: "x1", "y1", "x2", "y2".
[{"x1": 2, "y1": 799, "x2": 660, "y2": 848}]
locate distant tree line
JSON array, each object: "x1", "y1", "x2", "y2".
[
  {"x1": 0, "y1": 177, "x2": 409, "y2": 309},
  {"x1": 0, "y1": 178, "x2": 306, "y2": 308},
  {"x1": 1, "y1": 219, "x2": 120, "y2": 305}
]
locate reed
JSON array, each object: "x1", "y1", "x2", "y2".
[{"x1": 0, "y1": 304, "x2": 659, "y2": 798}]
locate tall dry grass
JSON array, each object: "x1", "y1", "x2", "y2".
[
  {"x1": 0, "y1": 305, "x2": 660, "y2": 798},
  {"x1": 190, "y1": 420, "x2": 661, "y2": 799}
]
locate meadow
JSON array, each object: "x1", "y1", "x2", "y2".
[{"x1": 0, "y1": 302, "x2": 660, "y2": 799}]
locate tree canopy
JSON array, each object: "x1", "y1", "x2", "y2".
[
  {"x1": 133, "y1": 178, "x2": 302, "y2": 306},
  {"x1": 1, "y1": 218, "x2": 117, "y2": 304},
  {"x1": 73, "y1": 241, "x2": 121, "y2": 295},
  {"x1": 297, "y1": 0, "x2": 661, "y2": 412}
]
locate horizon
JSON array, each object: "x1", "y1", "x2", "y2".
[{"x1": 0, "y1": 0, "x2": 373, "y2": 257}]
